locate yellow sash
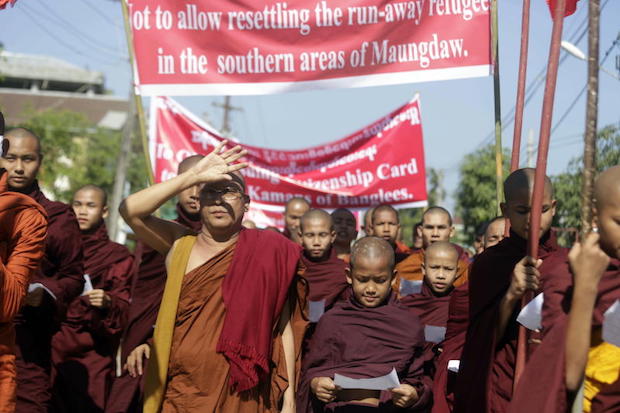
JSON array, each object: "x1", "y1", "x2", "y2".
[
  {"x1": 143, "y1": 235, "x2": 197, "y2": 413},
  {"x1": 583, "y1": 329, "x2": 620, "y2": 412}
]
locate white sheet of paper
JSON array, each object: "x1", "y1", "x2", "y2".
[
  {"x1": 28, "y1": 283, "x2": 57, "y2": 300},
  {"x1": 333, "y1": 368, "x2": 400, "y2": 391},
  {"x1": 308, "y1": 300, "x2": 326, "y2": 323},
  {"x1": 424, "y1": 325, "x2": 447, "y2": 343},
  {"x1": 82, "y1": 274, "x2": 94, "y2": 295},
  {"x1": 399, "y1": 279, "x2": 422, "y2": 297},
  {"x1": 447, "y1": 360, "x2": 460, "y2": 373},
  {"x1": 517, "y1": 293, "x2": 544, "y2": 331},
  {"x1": 603, "y1": 300, "x2": 620, "y2": 347}
]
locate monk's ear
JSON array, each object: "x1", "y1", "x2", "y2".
[
  {"x1": 421, "y1": 262, "x2": 426, "y2": 276},
  {"x1": 102, "y1": 205, "x2": 109, "y2": 219},
  {"x1": 416, "y1": 224, "x2": 423, "y2": 238},
  {"x1": 500, "y1": 202, "x2": 508, "y2": 217},
  {"x1": 449, "y1": 226, "x2": 455, "y2": 238},
  {"x1": 345, "y1": 267, "x2": 353, "y2": 285},
  {"x1": 390, "y1": 269, "x2": 398, "y2": 288},
  {"x1": 330, "y1": 229, "x2": 337, "y2": 244},
  {"x1": 551, "y1": 199, "x2": 557, "y2": 217}
]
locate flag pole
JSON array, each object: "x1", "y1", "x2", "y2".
[
  {"x1": 580, "y1": 0, "x2": 600, "y2": 236},
  {"x1": 515, "y1": 0, "x2": 567, "y2": 388},
  {"x1": 120, "y1": 0, "x2": 154, "y2": 185},
  {"x1": 491, "y1": 0, "x2": 504, "y2": 215}
]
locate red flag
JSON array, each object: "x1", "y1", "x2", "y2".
[
  {"x1": 0, "y1": 0, "x2": 17, "y2": 10},
  {"x1": 547, "y1": 0, "x2": 580, "y2": 18}
]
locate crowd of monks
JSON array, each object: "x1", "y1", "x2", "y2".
[{"x1": 0, "y1": 115, "x2": 618, "y2": 413}]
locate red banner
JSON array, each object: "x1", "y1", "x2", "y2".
[
  {"x1": 150, "y1": 95, "x2": 428, "y2": 226},
  {"x1": 129, "y1": 0, "x2": 491, "y2": 95}
]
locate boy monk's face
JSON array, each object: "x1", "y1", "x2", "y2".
[
  {"x1": 501, "y1": 188, "x2": 556, "y2": 240},
  {"x1": 422, "y1": 248, "x2": 458, "y2": 295},
  {"x1": 419, "y1": 212, "x2": 453, "y2": 248},
  {"x1": 346, "y1": 255, "x2": 395, "y2": 308},
  {"x1": 372, "y1": 210, "x2": 400, "y2": 246},
  {"x1": 72, "y1": 188, "x2": 107, "y2": 232},
  {"x1": 300, "y1": 217, "x2": 336, "y2": 261}
]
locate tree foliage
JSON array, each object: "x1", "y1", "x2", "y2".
[{"x1": 455, "y1": 144, "x2": 510, "y2": 245}]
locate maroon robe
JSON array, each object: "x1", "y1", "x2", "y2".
[
  {"x1": 297, "y1": 293, "x2": 431, "y2": 413},
  {"x1": 51, "y1": 221, "x2": 133, "y2": 412},
  {"x1": 301, "y1": 248, "x2": 349, "y2": 309},
  {"x1": 14, "y1": 181, "x2": 84, "y2": 413},
  {"x1": 105, "y1": 204, "x2": 200, "y2": 413},
  {"x1": 400, "y1": 282, "x2": 453, "y2": 380},
  {"x1": 431, "y1": 283, "x2": 470, "y2": 413},
  {"x1": 454, "y1": 231, "x2": 568, "y2": 413},
  {"x1": 508, "y1": 259, "x2": 620, "y2": 413}
]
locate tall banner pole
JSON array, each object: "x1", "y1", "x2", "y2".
[
  {"x1": 515, "y1": 0, "x2": 567, "y2": 388},
  {"x1": 580, "y1": 0, "x2": 600, "y2": 236},
  {"x1": 491, "y1": 0, "x2": 504, "y2": 215},
  {"x1": 120, "y1": 0, "x2": 154, "y2": 185}
]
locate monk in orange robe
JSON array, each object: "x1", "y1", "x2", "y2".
[
  {"x1": 120, "y1": 142, "x2": 306, "y2": 413},
  {"x1": 395, "y1": 207, "x2": 469, "y2": 296}
]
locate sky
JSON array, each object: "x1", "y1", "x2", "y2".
[{"x1": 1, "y1": 0, "x2": 619, "y2": 214}]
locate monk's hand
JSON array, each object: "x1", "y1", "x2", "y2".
[
  {"x1": 24, "y1": 287, "x2": 45, "y2": 307},
  {"x1": 311, "y1": 377, "x2": 338, "y2": 403},
  {"x1": 390, "y1": 384, "x2": 418, "y2": 408},
  {"x1": 85, "y1": 289, "x2": 111, "y2": 309},
  {"x1": 190, "y1": 141, "x2": 248, "y2": 185},
  {"x1": 508, "y1": 256, "x2": 542, "y2": 300},
  {"x1": 568, "y1": 232, "x2": 609, "y2": 291},
  {"x1": 125, "y1": 344, "x2": 150, "y2": 378}
]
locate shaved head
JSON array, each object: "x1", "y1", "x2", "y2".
[
  {"x1": 594, "y1": 166, "x2": 620, "y2": 259},
  {"x1": 285, "y1": 197, "x2": 310, "y2": 212},
  {"x1": 594, "y1": 165, "x2": 620, "y2": 208},
  {"x1": 422, "y1": 206, "x2": 452, "y2": 226},
  {"x1": 504, "y1": 168, "x2": 553, "y2": 203},
  {"x1": 300, "y1": 208, "x2": 333, "y2": 232},
  {"x1": 372, "y1": 204, "x2": 400, "y2": 224},
  {"x1": 177, "y1": 154, "x2": 204, "y2": 174},
  {"x1": 350, "y1": 236, "x2": 395, "y2": 271},
  {"x1": 4, "y1": 128, "x2": 41, "y2": 154},
  {"x1": 74, "y1": 184, "x2": 107, "y2": 205},
  {"x1": 332, "y1": 207, "x2": 355, "y2": 220},
  {"x1": 483, "y1": 216, "x2": 506, "y2": 249},
  {"x1": 425, "y1": 241, "x2": 458, "y2": 262}
]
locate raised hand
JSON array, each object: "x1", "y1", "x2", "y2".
[
  {"x1": 190, "y1": 141, "x2": 248, "y2": 185},
  {"x1": 569, "y1": 232, "x2": 609, "y2": 290},
  {"x1": 507, "y1": 256, "x2": 542, "y2": 300}
]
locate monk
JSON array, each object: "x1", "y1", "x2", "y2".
[
  {"x1": 48, "y1": 185, "x2": 132, "y2": 412},
  {"x1": 297, "y1": 237, "x2": 431, "y2": 413},
  {"x1": 395, "y1": 207, "x2": 469, "y2": 296},
  {"x1": 370, "y1": 204, "x2": 411, "y2": 264},
  {"x1": 483, "y1": 217, "x2": 506, "y2": 250},
  {"x1": 361, "y1": 207, "x2": 375, "y2": 237},
  {"x1": 105, "y1": 155, "x2": 211, "y2": 413},
  {"x1": 330, "y1": 208, "x2": 357, "y2": 263},
  {"x1": 508, "y1": 165, "x2": 620, "y2": 412},
  {"x1": 0, "y1": 114, "x2": 48, "y2": 413},
  {"x1": 1, "y1": 128, "x2": 84, "y2": 413},
  {"x1": 284, "y1": 197, "x2": 310, "y2": 244},
  {"x1": 299, "y1": 209, "x2": 349, "y2": 313},
  {"x1": 120, "y1": 142, "x2": 306, "y2": 413},
  {"x1": 412, "y1": 222, "x2": 423, "y2": 251},
  {"x1": 454, "y1": 168, "x2": 568, "y2": 413}
]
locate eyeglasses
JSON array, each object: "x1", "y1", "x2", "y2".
[{"x1": 202, "y1": 186, "x2": 245, "y2": 202}]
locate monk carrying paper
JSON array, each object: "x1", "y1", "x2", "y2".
[{"x1": 120, "y1": 142, "x2": 307, "y2": 413}]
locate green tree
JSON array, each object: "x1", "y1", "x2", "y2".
[
  {"x1": 455, "y1": 144, "x2": 510, "y2": 245},
  {"x1": 553, "y1": 124, "x2": 620, "y2": 235}
]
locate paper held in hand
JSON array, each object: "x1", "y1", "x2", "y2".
[
  {"x1": 333, "y1": 368, "x2": 400, "y2": 391},
  {"x1": 516, "y1": 293, "x2": 544, "y2": 331}
]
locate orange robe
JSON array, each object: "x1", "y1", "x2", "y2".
[
  {"x1": 394, "y1": 248, "x2": 469, "y2": 295},
  {"x1": 0, "y1": 173, "x2": 48, "y2": 413},
  {"x1": 145, "y1": 235, "x2": 306, "y2": 413}
]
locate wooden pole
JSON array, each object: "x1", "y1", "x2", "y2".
[
  {"x1": 511, "y1": 0, "x2": 531, "y2": 172},
  {"x1": 515, "y1": 0, "x2": 567, "y2": 388},
  {"x1": 491, "y1": 0, "x2": 504, "y2": 215},
  {"x1": 580, "y1": 0, "x2": 600, "y2": 236},
  {"x1": 120, "y1": 0, "x2": 154, "y2": 185}
]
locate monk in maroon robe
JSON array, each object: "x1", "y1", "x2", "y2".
[
  {"x1": 331, "y1": 208, "x2": 357, "y2": 263},
  {"x1": 297, "y1": 237, "x2": 431, "y2": 413},
  {"x1": 370, "y1": 204, "x2": 412, "y2": 264},
  {"x1": 120, "y1": 143, "x2": 306, "y2": 413},
  {"x1": 105, "y1": 156, "x2": 203, "y2": 413},
  {"x1": 454, "y1": 169, "x2": 568, "y2": 413},
  {"x1": 508, "y1": 166, "x2": 620, "y2": 412},
  {"x1": 1, "y1": 128, "x2": 84, "y2": 413},
  {"x1": 283, "y1": 197, "x2": 310, "y2": 244},
  {"x1": 401, "y1": 242, "x2": 460, "y2": 379},
  {"x1": 49, "y1": 185, "x2": 132, "y2": 412}
]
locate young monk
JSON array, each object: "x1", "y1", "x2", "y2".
[
  {"x1": 331, "y1": 208, "x2": 358, "y2": 263},
  {"x1": 361, "y1": 207, "x2": 375, "y2": 237},
  {"x1": 1, "y1": 128, "x2": 84, "y2": 413},
  {"x1": 51, "y1": 185, "x2": 133, "y2": 412},
  {"x1": 299, "y1": 209, "x2": 349, "y2": 313},
  {"x1": 370, "y1": 204, "x2": 411, "y2": 264},
  {"x1": 284, "y1": 197, "x2": 311, "y2": 244},
  {"x1": 454, "y1": 168, "x2": 569, "y2": 413},
  {"x1": 431, "y1": 217, "x2": 504, "y2": 413},
  {"x1": 297, "y1": 237, "x2": 431, "y2": 413},
  {"x1": 0, "y1": 114, "x2": 48, "y2": 413},
  {"x1": 400, "y1": 242, "x2": 459, "y2": 380},
  {"x1": 106, "y1": 155, "x2": 203, "y2": 413},
  {"x1": 120, "y1": 142, "x2": 306, "y2": 413},
  {"x1": 395, "y1": 207, "x2": 469, "y2": 295},
  {"x1": 508, "y1": 165, "x2": 620, "y2": 412}
]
